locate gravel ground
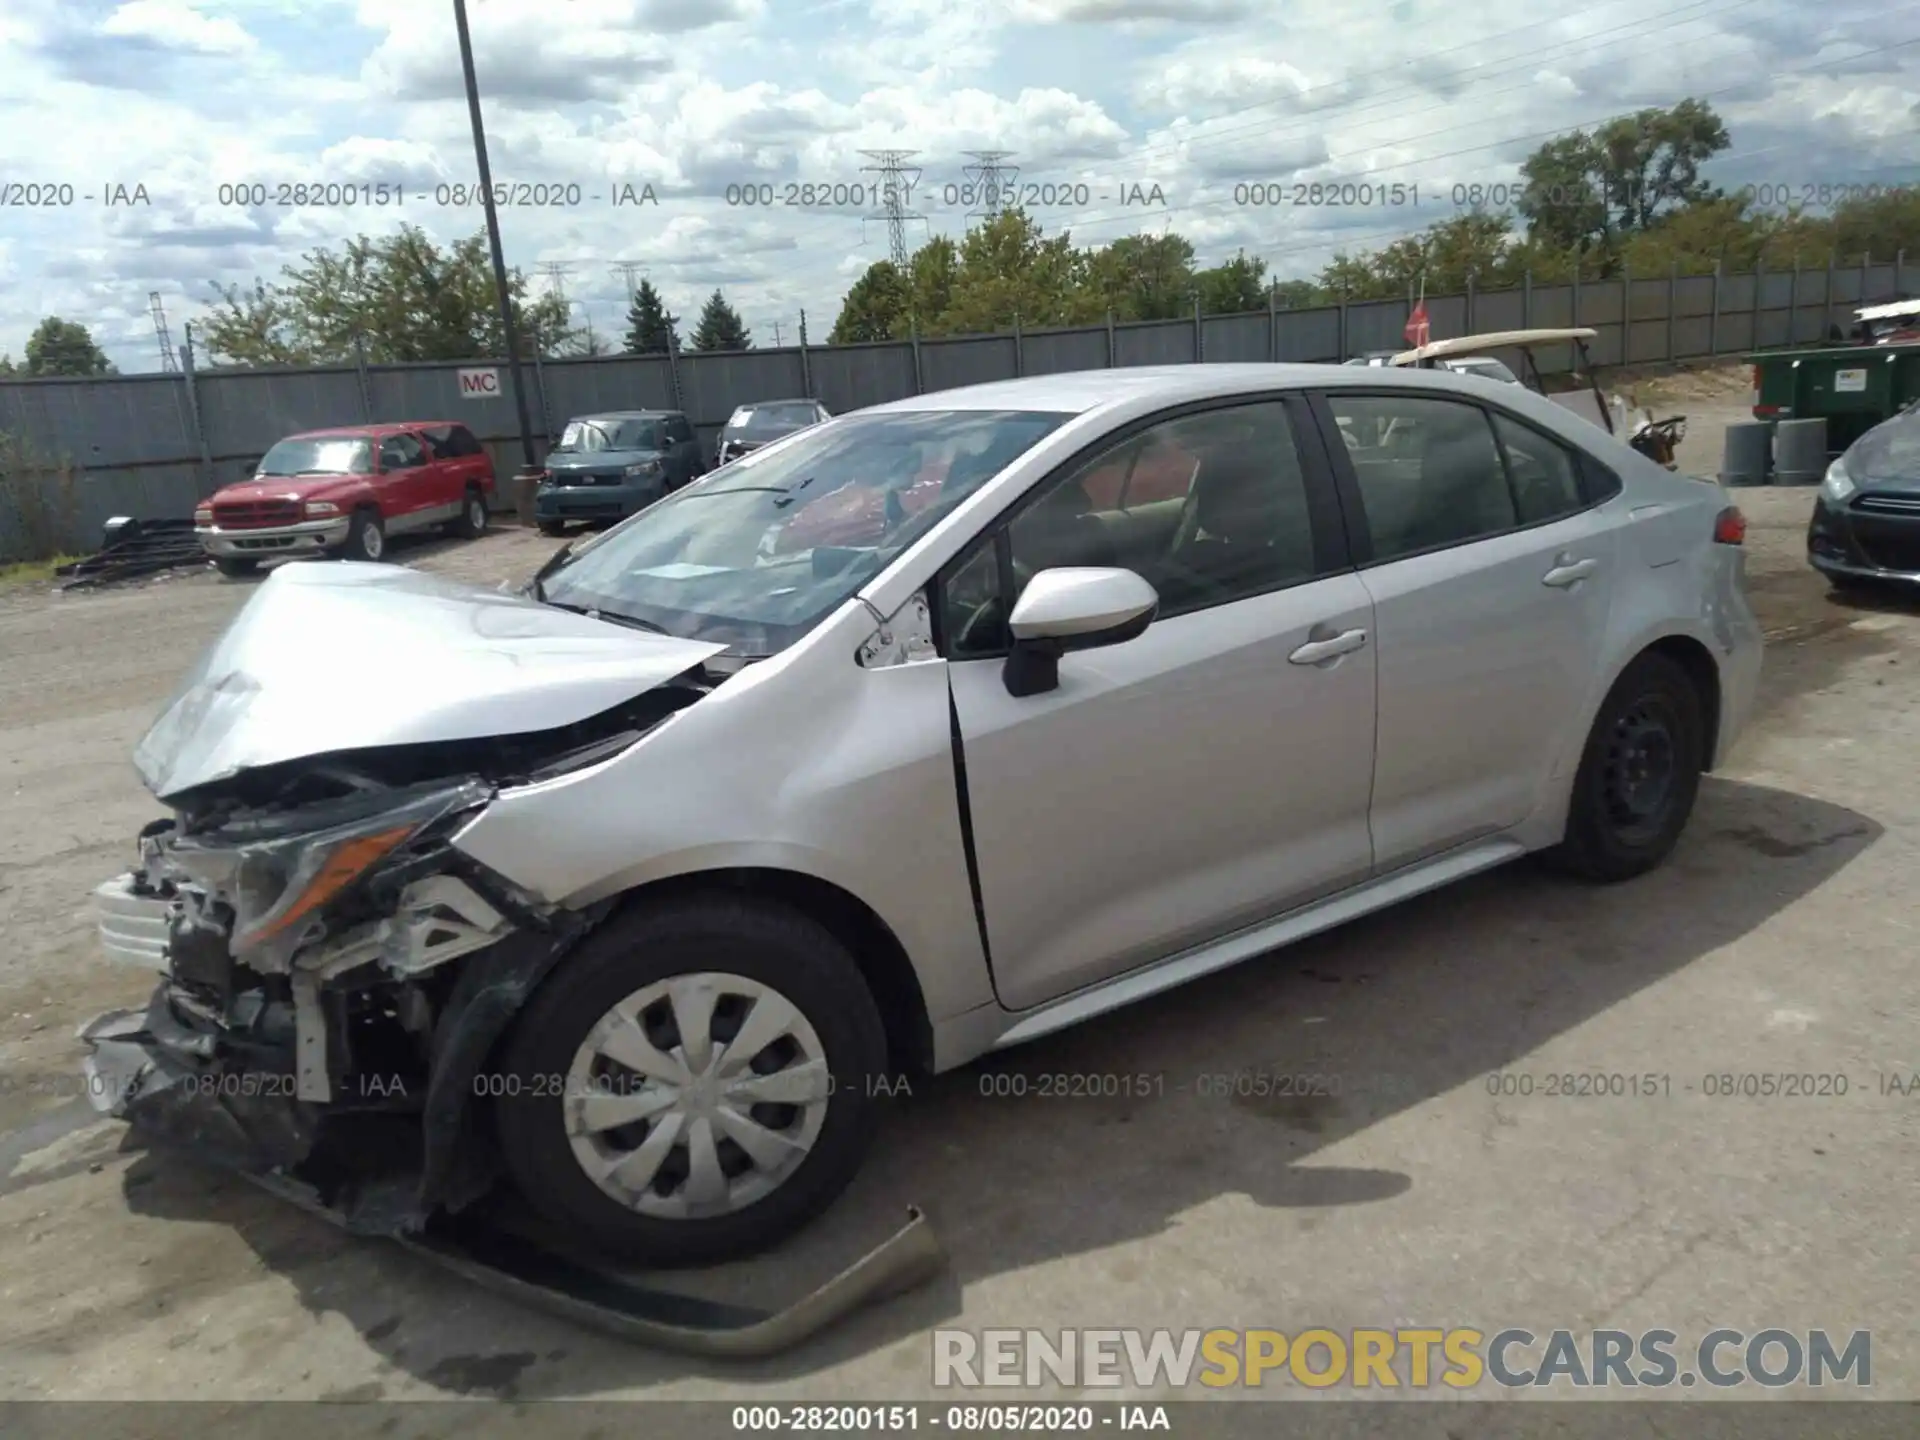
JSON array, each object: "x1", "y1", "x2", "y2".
[{"x1": 1, "y1": 400, "x2": 1916, "y2": 1409}]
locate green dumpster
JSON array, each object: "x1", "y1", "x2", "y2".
[{"x1": 1748, "y1": 342, "x2": 1920, "y2": 455}]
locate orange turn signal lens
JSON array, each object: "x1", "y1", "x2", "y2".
[{"x1": 253, "y1": 825, "x2": 416, "y2": 940}]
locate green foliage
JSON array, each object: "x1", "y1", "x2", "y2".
[
  {"x1": 623, "y1": 279, "x2": 680, "y2": 354},
  {"x1": 199, "y1": 224, "x2": 572, "y2": 366},
  {"x1": 21, "y1": 318, "x2": 116, "y2": 376},
  {"x1": 689, "y1": 289, "x2": 752, "y2": 351}
]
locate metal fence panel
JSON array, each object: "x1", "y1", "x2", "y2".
[
  {"x1": 806, "y1": 342, "x2": 919, "y2": 414},
  {"x1": 1198, "y1": 313, "x2": 1269, "y2": 363},
  {"x1": 1475, "y1": 288, "x2": 1527, "y2": 333},
  {"x1": 1019, "y1": 327, "x2": 1111, "y2": 375},
  {"x1": 1112, "y1": 320, "x2": 1194, "y2": 367},
  {"x1": 0, "y1": 374, "x2": 196, "y2": 469},
  {"x1": 539, "y1": 355, "x2": 677, "y2": 420},
  {"x1": 1674, "y1": 275, "x2": 1716, "y2": 319},
  {"x1": 362, "y1": 363, "x2": 528, "y2": 440},
  {"x1": 196, "y1": 366, "x2": 366, "y2": 461},
  {"x1": 921, "y1": 336, "x2": 1020, "y2": 389},
  {"x1": 1530, "y1": 283, "x2": 1575, "y2": 329}
]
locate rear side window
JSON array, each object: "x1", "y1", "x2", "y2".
[
  {"x1": 444, "y1": 424, "x2": 484, "y2": 457},
  {"x1": 1326, "y1": 394, "x2": 1515, "y2": 561},
  {"x1": 1488, "y1": 412, "x2": 1585, "y2": 524}
]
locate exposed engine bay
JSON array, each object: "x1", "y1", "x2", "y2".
[{"x1": 83, "y1": 676, "x2": 711, "y2": 1234}]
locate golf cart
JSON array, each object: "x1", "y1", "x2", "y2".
[{"x1": 1388, "y1": 326, "x2": 1684, "y2": 467}]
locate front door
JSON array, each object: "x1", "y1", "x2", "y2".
[
  {"x1": 1314, "y1": 390, "x2": 1621, "y2": 870},
  {"x1": 941, "y1": 397, "x2": 1378, "y2": 1012},
  {"x1": 376, "y1": 431, "x2": 434, "y2": 523}
]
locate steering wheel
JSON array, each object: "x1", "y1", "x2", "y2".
[{"x1": 955, "y1": 559, "x2": 1034, "y2": 652}]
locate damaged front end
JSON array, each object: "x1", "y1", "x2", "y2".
[{"x1": 79, "y1": 687, "x2": 703, "y2": 1235}]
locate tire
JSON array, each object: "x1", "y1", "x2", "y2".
[
  {"x1": 537, "y1": 519, "x2": 567, "y2": 537},
  {"x1": 492, "y1": 895, "x2": 889, "y2": 1267},
  {"x1": 213, "y1": 557, "x2": 257, "y2": 578},
  {"x1": 451, "y1": 486, "x2": 488, "y2": 539},
  {"x1": 1543, "y1": 651, "x2": 1706, "y2": 883},
  {"x1": 338, "y1": 508, "x2": 386, "y2": 561}
]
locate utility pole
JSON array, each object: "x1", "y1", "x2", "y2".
[
  {"x1": 451, "y1": 0, "x2": 539, "y2": 519},
  {"x1": 772, "y1": 319, "x2": 784, "y2": 347},
  {"x1": 538, "y1": 261, "x2": 574, "y2": 304},
  {"x1": 961, "y1": 150, "x2": 1018, "y2": 222},
  {"x1": 149, "y1": 291, "x2": 179, "y2": 372},
  {"x1": 859, "y1": 149, "x2": 924, "y2": 269},
  {"x1": 610, "y1": 261, "x2": 645, "y2": 300}
]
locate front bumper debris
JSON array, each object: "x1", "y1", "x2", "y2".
[{"x1": 80, "y1": 965, "x2": 948, "y2": 1356}]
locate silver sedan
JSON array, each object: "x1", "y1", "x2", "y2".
[{"x1": 82, "y1": 363, "x2": 1762, "y2": 1267}]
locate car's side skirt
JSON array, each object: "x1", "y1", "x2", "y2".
[{"x1": 961, "y1": 834, "x2": 1527, "y2": 1060}]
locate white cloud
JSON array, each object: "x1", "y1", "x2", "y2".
[{"x1": 100, "y1": 0, "x2": 256, "y2": 54}]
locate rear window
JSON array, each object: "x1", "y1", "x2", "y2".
[{"x1": 257, "y1": 436, "x2": 372, "y2": 476}]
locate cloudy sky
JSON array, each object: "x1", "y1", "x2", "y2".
[{"x1": 0, "y1": 0, "x2": 1915, "y2": 372}]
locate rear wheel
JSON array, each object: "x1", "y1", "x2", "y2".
[
  {"x1": 493, "y1": 896, "x2": 889, "y2": 1267},
  {"x1": 213, "y1": 556, "x2": 257, "y2": 578},
  {"x1": 538, "y1": 519, "x2": 567, "y2": 537},
  {"x1": 451, "y1": 486, "x2": 488, "y2": 539},
  {"x1": 1543, "y1": 651, "x2": 1705, "y2": 883},
  {"x1": 337, "y1": 508, "x2": 385, "y2": 561}
]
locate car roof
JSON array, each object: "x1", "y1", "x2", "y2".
[
  {"x1": 283, "y1": 422, "x2": 463, "y2": 440},
  {"x1": 570, "y1": 410, "x2": 678, "y2": 421},
  {"x1": 864, "y1": 362, "x2": 1534, "y2": 417}
]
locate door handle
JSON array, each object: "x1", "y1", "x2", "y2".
[
  {"x1": 1289, "y1": 627, "x2": 1368, "y2": 665},
  {"x1": 1542, "y1": 556, "x2": 1597, "y2": 588}
]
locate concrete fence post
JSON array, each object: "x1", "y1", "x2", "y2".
[
  {"x1": 1708, "y1": 259, "x2": 1722, "y2": 357},
  {"x1": 1788, "y1": 254, "x2": 1801, "y2": 346},
  {"x1": 1013, "y1": 312, "x2": 1024, "y2": 377},
  {"x1": 1106, "y1": 308, "x2": 1117, "y2": 367},
  {"x1": 910, "y1": 318, "x2": 924, "y2": 393},
  {"x1": 352, "y1": 332, "x2": 373, "y2": 421},
  {"x1": 1621, "y1": 258, "x2": 1632, "y2": 365},
  {"x1": 1267, "y1": 283, "x2": 1277, "y2": 361},
  {"x1": 798, "y1": 309, "x2": 812, "y2": 397},
  {"x1": 1192, "y1": 292, "x2": 1203, "y2": 363},
  {"x1": 1666, "y1": 259, "x2": 1678, "y2": 362}
]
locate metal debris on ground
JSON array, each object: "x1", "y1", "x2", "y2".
[{"x1": 58, "y1": 517, "x2": 205, "y2": 589}]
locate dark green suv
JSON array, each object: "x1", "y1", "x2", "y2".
[{"x1": 535, "y1": 410, "x2": 705, "y2": 534}]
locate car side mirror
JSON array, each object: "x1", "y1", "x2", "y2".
[{"x1": 1002, "y1": 567, "x2": 1158, "y2": 698}]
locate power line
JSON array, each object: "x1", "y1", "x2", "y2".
[
  {"x1": 859, "y1": 150, "x2": 925, "y2": 268},
  {"x1": 537, "y1": 261, "x2": 574, "y2": 305}
]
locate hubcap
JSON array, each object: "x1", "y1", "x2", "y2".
[
  {"x1": 563, "y1": 973, "x2": 832, "y2": 1219},
  {"x1": 362, "y1": 523, "x2": 383, "y2": 558},
  {"x1": 1602, "y1": 697, "x2": 1679, "y2": 842},
  {"x1": 470, "y1": 497, "x2": 486, "y2": 528}
]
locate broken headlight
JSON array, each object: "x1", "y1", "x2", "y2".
[{"x1": 166, "y1": 779, "x2": 492, "y2": 968}]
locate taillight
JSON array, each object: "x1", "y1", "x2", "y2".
[{"x1": 1713, "y1": 505, "x2": 1746, "y2": 545}]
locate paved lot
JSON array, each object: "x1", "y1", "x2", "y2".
[{"x1": 1, "y1": 412, "x2": 1917, "y2": 1405}]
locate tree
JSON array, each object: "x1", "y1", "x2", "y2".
[
  {"x1": 1194, "y1": 250, "x2": 1268, "y2": 314},
  {"x1": 623, "y1": 279, "x2": 679, "y2": 354},
  {"x1": 199, "y1": 224, "x2": 570, "y2": 366},
  {"x1": 1080, "y1": 233, "x2": 1196, "y2": 321},
  {"x1": 22, "y1": 317, "x2": 116, "y2": 376},
  {"x1": 689, "y1": 289, "x2": 751, "y2": 350},
  {"x1": 1519, "y1": 99, "x2": 1731, "y2": 264},
  {"x1": 939, "y1": 210, "x2": 1090, "y2": 333},
  {"x1": 830, "y1": 261, "x2": 912, "y2": 343},
  {"x1": 0, "y1": 355, "x2": 16, "y2": 375}
]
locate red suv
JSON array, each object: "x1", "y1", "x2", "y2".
[{"x1": 194, "y1": 422, "x2": 496, "y2": 577}]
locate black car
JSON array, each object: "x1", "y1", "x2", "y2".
[
  {"x1": 1808, "y1": 402, "x2": 1920, "y2": 588},
  {"x1": 714, "y1": 398, "x2": 830, "y2": 466}
]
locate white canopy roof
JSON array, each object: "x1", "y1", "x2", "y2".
[
  {"x1": 1855, "y1": 299, "x2": 1920, "y2": 322},
  {"x1": 1391, "y1": 328, "x2": 1598, "y2": 365}
]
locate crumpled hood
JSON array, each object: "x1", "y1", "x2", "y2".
[{"x1": 134, "y1": 562, "x2": 726, "y2": 800}]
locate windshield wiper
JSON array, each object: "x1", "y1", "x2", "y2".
[{"x1": 543, "y1": 598, "x2": 670, "y2": 635}]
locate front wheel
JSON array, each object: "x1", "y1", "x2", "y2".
[
  {"x1": 337, "y1": 509, "x2": 386, "y2": 561},
  {"x1": 537, "y1": 519, "x2": 567, "y2": 537},
  {"x1": 212, "y1": 556, "x2": 257, "y2": 578},
  {"x1": 492, "y1": 896, "x2": 889, "y2": 1267},
  {"x1": 1542, "y1": 651, "x2": 1705, "y2": 883}
]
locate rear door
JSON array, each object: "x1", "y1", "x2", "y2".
[
  {"x1": 430, "y1": 423, "x2": 494, "y2": 498},
  {"x1": 375, "y1": 431, "x2": 434, "y2": 520},
  {"x1": 940, "y1": 394, "x2": 1379, "y2": 1011},
  {"x1": 1311, "y1": 388, "x2": 1622, "y2": 871}
]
